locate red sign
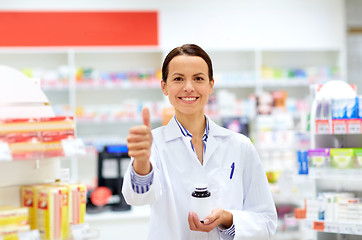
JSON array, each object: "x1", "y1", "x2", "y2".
[
  {"x1": 0, "y1": 11, "x2": 158, "y2": 46},
  {"x1": 313, "y1": 221, "x2": 325, "y2": 231}
]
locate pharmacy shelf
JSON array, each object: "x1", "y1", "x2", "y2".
[
  {"x1": 273, "y1": 231, "x2": 302, "y2": 240},
  {"x1": 307, "y1": 168, "x2": 362, "y2": 181},
  {"x1": 304, "y1": 220, "x2": 362, "y2": 236},
  {"x1": 75, "y1": 82, "x2": 161, "y2": 90},
  {"x1": 306, "y1": 83, "x2": 362, "y2": 240},
  {"x1": 1, "y1": 47, "x2": 345, "y2": 156},
  {"x1": 76, "y1": 118, "x2": 162, "y2": 124},
  {"x1": 261, "y1": 79, "x2": 311, "y2": 87}
]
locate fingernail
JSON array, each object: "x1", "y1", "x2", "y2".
[{"x1": 203, "y1": 219, "x2": 210, "y2": 224}]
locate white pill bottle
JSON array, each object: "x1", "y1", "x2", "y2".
[{"x1": 191, "y1": 185, "x2": 212, "y2": 222}]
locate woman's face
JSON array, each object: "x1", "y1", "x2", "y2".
[{"x1": 161, "y1": 55, "x2": 214, "y2": 117}]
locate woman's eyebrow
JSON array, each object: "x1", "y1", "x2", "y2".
[
  {"x1": 171, "y1": 73, "x2": 184, "y2": 76},
  {"x1": 193, "y1": 72, "x2": 206, "y2": 76}
]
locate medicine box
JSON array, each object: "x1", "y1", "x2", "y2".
[
  {"x1": 330, "y1": 148, "x2": 354, "y2": 169},
  {"x1": 307, "y1": 148, "x2": 330, "y2": 168},
  {"x1": 353, "y1": 148, "x2": 362, "y2": 168}
]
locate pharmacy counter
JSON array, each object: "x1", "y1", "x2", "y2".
[{"x1": 85, "y1": 206, "x2": 150, "y2": 240}]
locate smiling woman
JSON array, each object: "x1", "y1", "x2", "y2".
[
  {"x1": 122, "y1": 44, "x2": 277, "y2": 240},
  {"x1": 161, "y1": 55, "x2": 214, "y2": 121}
]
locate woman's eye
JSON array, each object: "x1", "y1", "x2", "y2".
[
  {"x1": 195, "y1": 77, "x2": 204, "y2": 81},
  {"x1": 174, "y1": 77, "x2": 183, "y2": 81}
]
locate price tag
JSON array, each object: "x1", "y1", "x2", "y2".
[
  {"x1": 313, "y1": 221, "x2": 325, "y2": 231},
  {"x1": 71, "y1": 223, "x2": 91, "y2": 240},
  {"x1": 61, "y1": 138, "x2": 86, "y2": 157},
  {"x1": 61, "y1": 168, "x2": 70, "y2": 183},
  {"x1": 326, "y1": 222, "x2": 339, "y2": 233},
  {"x1": 305, "y1": 220, "x2": 313, "y2": 230},
  {"x1": 355, "y1": 225, "x2": 362, "y2": 235},
  {"x1": 332, "y1": 120, "x2": 347, "y2": 134},
  {"x1": 347, "y1": 119, "x2": 361, "y2": 134},
  {"x1": 18, "y1": 230, "x2": 40, "y2": 240},
  {"x1": 0, "y1": 142, "x2": 12, "y2": 162},
  {"x1": 341, "y1": 224, "x2": 355, "y2": 235},
  {"x1": 316, "y1": 120, "x2": 330, "y2": 134}
]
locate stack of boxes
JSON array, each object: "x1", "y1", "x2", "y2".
[
  {"x1": 0, "y1": 206, "x2": 30, "y2": 240},
  {"x1": 20, "y1": 182, "x2": 87, "y2": 240},
  {"x1": 315, "y1": 96, "x2": 362, "y2": 134},
  {"x1": 0, "y1": 116, "x2": 75, "y2": 160}
]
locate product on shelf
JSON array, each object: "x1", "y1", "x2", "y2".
[
  {"x1": 21, "y1": 182, "x2": 87, "y2": 240},
  {"x1": 0, "y1": 206, "x2": 29, "y2": 228},
  {"x1": 314, "y1": 96, "x2": 362, "y2": 134},
  {"x1": 298, "y1": 147, "x2": 362, "y2": 175},
  {"x1": 36, "y1": 185, "x2": 69, "y2": 240},
  {"x1": 0, "y1": 116, "x2": 75, "y2": 160},
  {"x1": 21, "y1": 66, "x2": 70, "y2": 89},
  {"x1": 0, "y1": 225, "x2": 31, "y2": 240},
  {"x1": 53, "y1": 182, "x2": 87, "y2": 226},
  {"x1": 354, "y1": 148, "x2": 362, "y2": 168},
  {"x1": 330, "y1": 148, "x2": 354, "y2": 169},
  {"x1": 261, "y1": 66, "x2": 340, "y2": 82},
  {"x1": 297, "y1": 150, "x2": 308, "y2": 175},
  {"x1": 20, "y1": 184, "x2": 44, "y2": 230},
  {"x1": 75, "y1": 67, "x2": 162, "y2": 87},
  {"x1": 305, "y1": 192, "x2": 361, "y2": 223},
  {"x1": 307, "y1": 148, "x2": 330, "y2": 168}
]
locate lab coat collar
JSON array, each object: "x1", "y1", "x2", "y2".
[{"x1": 164, "y1": 115, "x2": 232, "y2": 142}]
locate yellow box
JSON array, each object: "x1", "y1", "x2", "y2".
[
  {"x1": 52, "y1": 182, "x2": 87, "y2": 226},
  {"x1": 36, "y1": 186, "x2": 69, "y2": 240},
  {"x1": 20, "y1": 184, "x2": 44, "y2": 230},
  {"x1": 0, "y1": 206, "x2": 28, "y2": 228},
  {"x1": 0, "y1": 225, "x2": 30, "y2": 240}
]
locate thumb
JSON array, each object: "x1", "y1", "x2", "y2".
[{"x1": 142, "y1": 107, "x2": 151, "y2": 127}]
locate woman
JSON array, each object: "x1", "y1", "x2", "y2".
[{"x1": 122, "y1": 44, "x2": 277, "y2": 239}]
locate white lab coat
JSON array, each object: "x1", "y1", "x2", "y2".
[{"x1": 122, "y1": 116, "x2": 277, "y2": 240}]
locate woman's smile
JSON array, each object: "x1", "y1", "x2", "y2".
[{"x1": 179, "y1": 96, "x2": 199, "y2": 103}]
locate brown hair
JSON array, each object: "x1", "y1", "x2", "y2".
[{"x1": 161, "y1": 44, "x2": 213, "y2": 82}]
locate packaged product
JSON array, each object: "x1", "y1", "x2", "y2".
[
  {"x1": 36, "y1": 185, "x2": 69, "y2": 240},
  {"x1": 20, "y1": 184, "x2": 44, "y2": 230},
  {"x1": 0, "y1": 225, "x2": 30, "y2": 240},
  {"x1": 307, "y1": 148, "x2": 330, "y2": 168},
  {"x1": 0, "y1": 116, "x2": 75, "y2": 160},
  {"x1": 53, "y1": 181, "x2": 87, "y2": 225},
  {"x1": 0, "y1": 116, "x2": 74, "y2": 134},
  {"x1": 353, "y1": 148, "x2": 362, "y2": 168},
  {"x1": 70, "y1": 184, "x2": 87, "y2": 225},
  {"x1": 297, "y1": 150, "x2": 308, "y2": 174},
  {"x1": 0, "y1": 206, "x2": 28, "y2": 228},
  {"x1": 330, "y1": 148, "x2": 354, "y2": 169}
]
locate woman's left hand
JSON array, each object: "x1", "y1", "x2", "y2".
[{"x1": 188, "y1": 208, "x2": 233, "y2": 232}]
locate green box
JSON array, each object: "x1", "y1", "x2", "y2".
[
  {"x1": 330, "y1": 148, "x2": 354, "y2": 169},
  {"x1": 353, "y1": 148, "x2": 362, "y2": 168}
]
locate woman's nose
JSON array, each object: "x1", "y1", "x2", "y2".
[{"x1": 183, "y1": 79, "x2": 194, "y2": 92}]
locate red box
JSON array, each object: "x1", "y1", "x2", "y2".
[
  {"x1": 332, "y1": 119, "x2": 347, "y2": 134},
  {"x1": 347, "y1": 119, "x2": 361, "y2": 134}
]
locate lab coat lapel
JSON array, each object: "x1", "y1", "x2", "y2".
[
  {"x1": 203, "y1": 117, "x2": 231, "y2": 166},
  {"x1": 203, "y1": 133, "x2": 219, "y2": 166}
]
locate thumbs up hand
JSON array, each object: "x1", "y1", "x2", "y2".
[{"x1": 127, "y1": 107, "x2": 153, "y2": 175}]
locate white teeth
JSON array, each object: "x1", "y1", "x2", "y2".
[{"x1": 182, "y1": 97, "x2": 196, "y2": 101}]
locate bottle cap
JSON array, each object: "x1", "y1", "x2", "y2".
[{"x1": 194, "y1": 184, "x2": 208, "y2": 192}]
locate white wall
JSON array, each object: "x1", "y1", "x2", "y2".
[{"x1": 0, "y1": 0, "x2": 345, "y2": 50}]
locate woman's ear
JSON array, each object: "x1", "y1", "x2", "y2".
[
  {"x1": 209, "y1": 78, "x2": 214, "y2": 95},
  {"x1": 161, "y1": 80, "x2": 168, "y2": 96}
]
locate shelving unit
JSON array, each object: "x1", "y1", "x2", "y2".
[
  {"x1": 0, "y1": 66, "x2": 88, "y2": 239},
  {"x1": 304, "y1": 81, "x2": 362, "y2": 240},
  {"x1": 0, "y1": 47, "x2": 345, "y2": 179}
]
